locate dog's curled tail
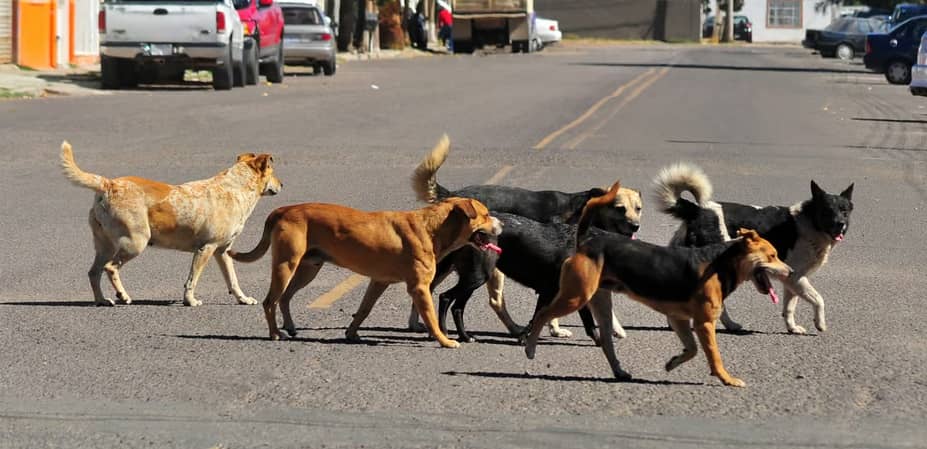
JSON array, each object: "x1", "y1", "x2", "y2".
[
  {"x1": 653, "y1": 162, "x2": 713, "y2": 220},
  {"x1": 229, "y1": 210, "x2": 282, "y2": 263},
  {"x1": 411, "y1": 134, "x2": 452, "y2": 203},
  {"x1": 60, "y1": 141, "x2": 108, "y2": 192},
  {"x1": 576, "y1": 180, "x2": 621, "y2": 247}
]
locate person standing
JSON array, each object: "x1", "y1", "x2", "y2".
[{"x1": 437, "y1": 4, "x2": 453, "y2": 51}]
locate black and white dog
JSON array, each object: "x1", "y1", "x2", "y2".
[
  {"x1": 409, "y1": 135, "x2": 642, "y2": 340},
  {"x1": 653, "y1": 163, "x2": 854, "y2": 334}
]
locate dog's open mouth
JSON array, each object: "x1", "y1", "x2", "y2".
[
  {"x1": 471, "y1": 231, "x2": 502, "y2": 255},
  {"x1": 752, "y1": 269, "x2": 779, "y2": 304},
  {"x1": 833, "y1": 224, "x2": 847, "y2": 242}
]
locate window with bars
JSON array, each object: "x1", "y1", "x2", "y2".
[{"x1": 768, "y1": 0, "x2": 802, "y2": 28}]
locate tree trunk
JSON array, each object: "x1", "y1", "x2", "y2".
[{"x1": 725, "y1": 0, "x2": 734, "y2": 42}]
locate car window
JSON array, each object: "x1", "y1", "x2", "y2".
[
  {"x1": 825, "y1": 18, "x2": 851, "y2": 32},
  {"x1": 282, "y1": 6, "x2": 322, "y2": 25},
  {"x1": 914, "y1": 21, "x2": 927, "y2": 41},
  {"x1": 233, "y1": 0, "x2": 250, "y2": 9}
]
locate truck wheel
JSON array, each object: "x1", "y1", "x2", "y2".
[
  {"x1": 233, "y1": 46, "x2": 246, "y2": 87},
  {"x1": 836, "y1": 43, "x2": 854, "y2": 61},
  {"x1": 213, "y1": 46, "x2": 234, "y2": 90},
  {"x1": 265, "y1": 43, "x2": 285, "y2": 83},
  {"x1": 454, "y1": 40, "x2": 474, "y2": 54},
  {"x1": 323, "y1": 58, "x2": 336, "y2": 76},
  {"x1": 119, "y1": 61, "x2": 139, "y2": 88},
  {"x1": 101, "y1": 57, "x2": 121, "y2": 90}
]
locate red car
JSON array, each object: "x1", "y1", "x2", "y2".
[{"x1": 234, "y1": 0, "x2": 286, "y2": 84}]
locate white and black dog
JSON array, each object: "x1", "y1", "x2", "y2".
[{"x1": 654, "y1": 163, "x2": 854, "y2": 334}]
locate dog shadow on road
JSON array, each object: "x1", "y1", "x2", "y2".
[
  {"x1": 302, "y1": 326, "x2": 597, "y2": 348},
  {"x1": 442, "y1": 370, "x2": 708, "y2": 387},
  {"x1": 0, "y1": 299, "x2": 176, "y2": 307},
  {"x1": 172, "y1": 331, "x2": 430, "y2": 348}
]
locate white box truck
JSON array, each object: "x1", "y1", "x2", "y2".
[{"x1": 451, "y1": 0, "x2": 538, "y2": 53}]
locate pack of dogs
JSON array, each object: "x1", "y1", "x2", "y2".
[{"x1": 59, "y1": 136, "x2": 855, "y2": 387}]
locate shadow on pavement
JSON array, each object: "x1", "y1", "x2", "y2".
[
  {"x1": 442, "y1": 370, "x2": 708, "y2": 386},
  {"x1": 572, "y1": 62, "x2": 870, "y2": 74},
  {"x1": 0, "y1": 299, "x2": 176, "y2": 307}
]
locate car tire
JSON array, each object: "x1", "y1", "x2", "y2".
[
  {"x1": 885, "y1": 60, "x2": 912, "y2": 85},
  {"x1": 213, "y1": 45, "x2": 234, "y2": 90},
  {"x1": 313, "y1": 63, "x2": 322, "y2": 75},
  {"x1": 245, "y1": 43, "x2": 259, "y2": 85},
  {"x1": 836, "y1": 43, "x2": 854, "y2": 61},
  {"x1": 101, "y1": 56, "x2": 121, "y2": 90},
  {"x1": 323, "y1": 58, "x2": 336, "y2": 76},
  {"x1": 233, "y1": 43, "x2": 246, "y2": 87},
  {"x1": 265, "y1": 42, "x2": 285, "y2": 84}
]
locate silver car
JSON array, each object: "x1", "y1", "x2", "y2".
[{"x1": 280, "y1": 1, "x2": 336, "y2": 75}]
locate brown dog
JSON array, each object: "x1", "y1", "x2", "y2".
[
  {"x1": 60, "y1": 142, "x2": 282, "y2": 306},
  {"x1": 230, "y1": 198, "x2": 502, "y2": 348},
  {"x1": 525, "y1": 182, "x2": 792, "y2": 387}
]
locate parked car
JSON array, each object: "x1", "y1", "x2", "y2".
[
  {"x1": 702, "y1": 15, "x2": 752, "y2": 42},
  {"x1": 98, "y1": 0, "x2": 246, "y2": 90},
  {"x1": 535, "y1": 16, "x2": 562, "y2": 48},
  {"x1": 234, "y1": 0, "x2": 286, "y2": 84},
  {"x1": 910, "y1": 31, "x2": 927, "y2": 96},
  {"x1": 279, "y1": 0, "x2": 336, "y2": 75},
  {"x1": 890, "y1": 3, "x2": 927, "y2": 27},
  {"x1": 803, "y1": 17, "x2": 881, "y2": 60},
  {"x1": 864, "y1": 15, "x2": 927, "y2": 84}
]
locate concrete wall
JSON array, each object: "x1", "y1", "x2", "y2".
[{"x1": 534, "y1": 0, "x2": 700, "y2": 41}]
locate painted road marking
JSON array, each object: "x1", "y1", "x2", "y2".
[
  {"x1": 532, "y1": 69, "x2": 655, "y2": 150},
  {"x1": 307, "y1": 164, "x2": 515, "y2": 309},
  {"x1": 565, "y1": 67, "x2": 670, "y2": 150}
]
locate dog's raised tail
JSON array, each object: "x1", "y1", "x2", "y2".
[
  {"x1": 411, "y1": 134, "x2": 452, "y2": 203},
  {"x1": 60, "y1": 141, "x2": 108, "y2": 192},
  {"x1": 576, "y1": 180, "x2": 621, "y2": 247},
  {"x1": 653, "y1": 162, "x2": 713, "y2": 221},
  {"x1": 229, "y1": 210, "x2": 282, "y2": 263}
]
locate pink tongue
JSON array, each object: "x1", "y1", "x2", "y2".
[
  {"x1": 482, "y1": 242, "x2": 502, "y2": 255},
  {"x1": 769, "y1": 287, "x2": 780, "y2": 305},
  {"x1": 631, "y1": 234, "x2": 637, "y2": 240},
  {"x1": 835, "y1": 234, "x2": 844, "y2": 242}
]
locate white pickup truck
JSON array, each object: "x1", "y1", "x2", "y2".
[
  {"x1": 99, "y1": 0, "x2": 246, "y2": 90},
  {"x1": 451, "y1": 0, "x2": 538, "y2": 53}
]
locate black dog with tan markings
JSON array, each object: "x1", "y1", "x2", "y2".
[{"x1": 525, "y1": 182, "x2": 792, "y2": 387}]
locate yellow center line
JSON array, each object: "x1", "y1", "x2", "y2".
[
  {"x1": 306, "y1": 164, "x2": 515, "y2": 309},
  {"x1": 532, "y1": 69, "x2": 656, "y2": 150},
  {"x1": 565, "y1": 67, "x2": 670, "y2": 150}
]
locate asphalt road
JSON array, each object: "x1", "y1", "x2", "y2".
[{"x1": 1, "y1": 44, "x2": 925, "y2": 448}]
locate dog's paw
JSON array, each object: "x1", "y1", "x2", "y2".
[
  {"x1": 283, "y1": 327, "x2": 298, "y2": 338},
  {"x1": 441, "y1": 339, "x2": 461, "y2": 349},
  {"x1": 613, "y1": 368, "x2": 633, "y2": 381},
  {"x1": 613, "y1": 328, "x2": 627, "y2": 339},
  {"x1": 815, "y1": 319, "x2": 827, "y2": 333},
  {"x1": 345, "y1": 330, "x2": 361, "y2": 342},
  {"x1": 458, "y1": 335, "x2": 477, "y2": 343},
  {"x1": 269, "y1": 332, "x2": 287, "y2": 341},
  {"x1": 116, "y1": 292, "x2": 132, "y2": 304},
  {"x1": 548, "y1": 328, "x2": 573, "y2": 338},
  {"x1": 95, "y1": 298, "x2": 116, "y2": 307},
  {"x1": 507, "y1": 324, "x2": 526, "y2": 336},
  {"x1": 722, "y1": 377, "x2": 746, "y2": 388},
  {"x1": 183, "y1": 297, "x2": 203, "y2": 307},
  {"x1": 665, "y1": 355, "x2": 686, "y2": 372},
  {"x1": 525, "y1": 344, "x2": 536, "y2": 360},
  {"x1": 237, "y1": 296, "x2": 259, "y2": 305},
  {"x1": 788, "y1": 325, "x2": 807, "y2": 335}
]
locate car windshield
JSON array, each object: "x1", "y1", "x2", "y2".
[{"x1": 282, "y1": 6, "x2": 322, "y2": 25}]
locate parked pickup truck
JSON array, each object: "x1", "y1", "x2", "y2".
[
  {"x1": 98, "y1": 0, "x2": 246, "y2": 90},
  {"x1": 234, "y1": 0, "x2": 285, "y2": 84},
  {"x1": 451, "y1": 0, "x2": 538, "y2": 54}
]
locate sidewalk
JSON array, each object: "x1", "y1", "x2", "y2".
[{"x1": 0, "y1": 64, "x2": 106, "y2": 99}]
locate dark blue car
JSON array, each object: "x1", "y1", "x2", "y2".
[{"x1": 864, "y1": 15, "x2": 927, "y2": 84}]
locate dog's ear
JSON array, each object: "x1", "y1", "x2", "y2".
[
  {"x1": 453, "y1": 199, "x2": 479, "y2": 220},
  {"x1": 840, "y1": 183, "x2": 854, "y2": 200},
  {"x1": 250, "y1": 154, "x2": 274, "y2": 172},
  {"x1": 810, "y1": 180, "x2": 826, "y2": 199},
  {"x1": 237, "y1": 153, "x2": 257, "y2": 162},
  {"x1": 736, "y1": 228, "x2": 759, "y2": 240}
]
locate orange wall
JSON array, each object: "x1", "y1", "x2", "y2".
[{"x1": 18, "y1": 0, "x2": 56, "y2": 69}]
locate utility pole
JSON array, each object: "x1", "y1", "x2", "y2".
[{"x1": 712, "y1": 0, "x2": 721, "y2": 43}]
